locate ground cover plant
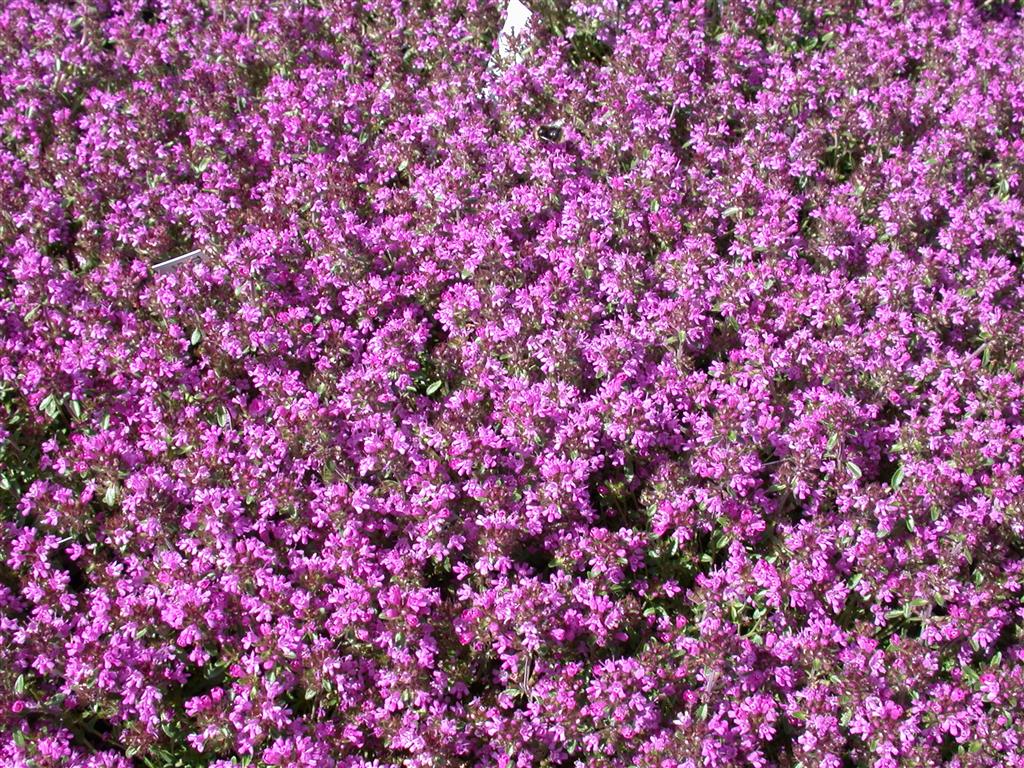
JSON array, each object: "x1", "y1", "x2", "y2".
[{"x1": 2, "y1": 0, "x2": 1024, "y2": 765}]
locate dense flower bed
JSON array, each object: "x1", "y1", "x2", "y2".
[{"x1": 2, "y1": 0, "x2": 1024, "y2": 765}]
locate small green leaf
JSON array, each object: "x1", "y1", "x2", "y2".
[
  {"x1": 39, "y1": 393, "x2": 60, "y2": 419},
  {"x1": 191, "y1": 328, "x2": 202, "y2": 346},
  {"x1": 722, "y1": 206, "x2": 741, "y2": 217},
  {"x1": 425, "y1": 380, "x2": 443, "y2": 396},
  {"x1": 14, "y1": 674, "x2": 25, "y2": 694},
  {"x1": 890, "y1": 465, "x2": 904, "y2": 490},
  {"x1": 846, "y1": 460, "x2": 862, "y2": 479},
  {"x1": 103, "y1": 484, "x2": 118, "y2": 507}
]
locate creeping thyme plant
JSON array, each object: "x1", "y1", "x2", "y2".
[{"x1": 2, "y1": 0, "x2": 1024, "y2": 766}]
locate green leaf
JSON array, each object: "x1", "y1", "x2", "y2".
[
  {"x1": 191, "y1": 328, "x2": 202, "y2": 346},
  {"x1": 722, "y1": 206, "x2": 741, "y2": 217},
  {"x1": 425, "y1": 380, "x2": 443, "y2": 396},
  {"x1": 39, "y1": 393, "x2": 60, "y2": 419},
  {"x1": 846, "y1": 460, "x2": 862, "y2": 479},
  {"x1": 890, "y1": 465, "x2": 904, "y2": 489},
  {"x1": 14, "y1": 674, "x2": 25, "y2": 694},
  {"x1": 103, "y1": 484, "x2": 119, "y2": 507}
]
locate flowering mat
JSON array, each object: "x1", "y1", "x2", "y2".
[{"x1": 2, "y1": 0, "x2": 1024, "y2": 766}]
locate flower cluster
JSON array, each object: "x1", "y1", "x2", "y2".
[{"x1": 2, "y1": 0, "x2": 1024, "y2": 765}]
